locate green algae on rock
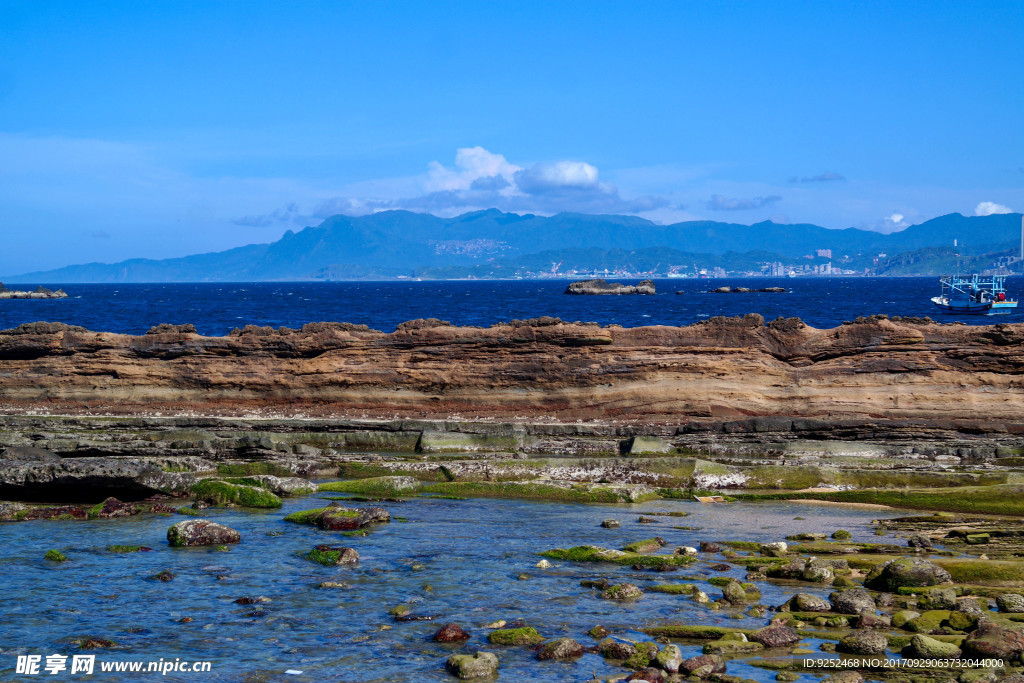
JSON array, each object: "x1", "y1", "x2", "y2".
[
  {"x1": 283, "y1": 505, "x2": 390, "y2": 531},
  {"x1": 539, "y1": 545, "x2": 695, "y2": 568},
  {"x1": 487, "y1": 627, "x2": 544, "y2": 646},
  {"x1": 44, "y1": 549, "x2": 67, "y2": 562},
  {"x1": 420, "y1": 480, "x2": 659, "y2": 503},
  {"x1": 318, "y1": 476, "x2": 421, "y2": 497},
  {"x1": 191, "y1": 480, "x2": 282, "y2": 508},
  {"x1": 307, "y1": 545, "x2": 359, "y2": 566}
]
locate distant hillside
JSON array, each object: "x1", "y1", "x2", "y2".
[{"x1": 5, "y1": 210, "x2": 1022, "y2": 282}]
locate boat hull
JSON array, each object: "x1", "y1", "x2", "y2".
[{"x1": 931, "y1": 296, "x2": 994, "y2": 315}]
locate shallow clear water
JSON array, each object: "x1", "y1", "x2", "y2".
[
  {"x1": 1, "y1": 494, "x2": 909, "y2": 681},
  {"x1": 1, "y1": 277, "x2": 1019, "y2": 335}
]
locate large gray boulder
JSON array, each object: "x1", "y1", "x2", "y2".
[
  {"x1": 830, "y1": 589, "x2": 876, "y2": 615},
  {"x1": 838, "y1": 629, "x2": 888, "y2": 655}
]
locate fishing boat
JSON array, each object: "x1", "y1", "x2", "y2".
[{"x1": 931, "y1": 274, "x2": 1018, "y2": 315}]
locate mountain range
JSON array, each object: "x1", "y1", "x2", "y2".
[{"x1": 5, "y1": 210, "x2": 1023, "y2": 282}]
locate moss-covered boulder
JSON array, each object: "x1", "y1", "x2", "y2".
[
  {"x1": 318, "y1": 476, "x2": 420, "y2": 496},
  {"x1": 622, "y1": 538, "x2": 665, "y2": 554},
  {"x1": 44, "y1": 549, "x2": 67, "y2": 562},
  {"x1": 88, "y1": 497, "x2": 140, "y2": 519},
  {"x1": 908, "y1": 634, "x2": 961, "y2": 658},
  {"x1": 601, "y1": 583, "x2": 643, "y2": 600},
  {"x1": 703, "y1": 638, "x2": 763, "y2": 654},
  {"x1": 904, "y1": 610, "x2": 951, "y2": 634},
  {"x1": 539, "y1": 545, "x2": 694, "y2": 569},
  {"x1": 167, "y1": 519, "x2": 241, "y2": 547},
  {"x1": 191, "y1": 480, "x2": 282, "y2": 508},
  {"x1": 307, "y1": 545, "x2": 358, "y2": 566},
  {"x1": 863, "y1": 557, "x2": 952, "y2": 591},
  {"x1": 655, "y1": 644, "x2": 683, "y2": 673},
  {"x1": 488, "y1": 627, "x2": 543, "y2": 646},
  {"x1": 284, "y1": 505, "x2": 390, "y2": 530},
  {"x1": 721, "y1": 580, "x2": 748, "y2": 605},
  {"x1": 445, "y1": 651, "x2": 498, "y2": 679},
  {"x1": 917, "y1": 587, "x2": 957, "y2": 610}
]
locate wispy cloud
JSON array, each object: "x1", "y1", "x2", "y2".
[
  {"x1": 233, "y1": 202, "x2": 306, "y2": 227},
  {"x1": 705, "y1": 194, "x2": 782, "y2": 211},
  {"x1": 789, "y1": 171, "x2": 846, "y2": 183},
  {"x1": 975, "y1": 201, "x2": 1013, "y2": 216}
]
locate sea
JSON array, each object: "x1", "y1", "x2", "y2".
[{"x1": 1, "y1": 276, "x2": 1021, "y2": 335}]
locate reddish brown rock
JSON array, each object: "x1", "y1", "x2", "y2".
[
  {"x1": 91, "y1": 497, "x2": 140, "y2": 518},
  {"x1": 680, "y1": 654, "x2": 725, "y2": 677},
  {"x1": 749, "y1": 624, "x2": 801, "y2": 648},
  {"x1": 434, "y1": 623, "x2": 471, "y2": 642},
  {"x1": 22, "y1": 505, "x2": 88, "y2": 520}
]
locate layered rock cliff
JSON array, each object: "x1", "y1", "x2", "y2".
[{"x1": 0, "y1": 316, "x2": 1022, "y2": 426}]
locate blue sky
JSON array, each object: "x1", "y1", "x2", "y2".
[{"x1": 1, "y1": 1, "x2": 1022, "y2": 274}]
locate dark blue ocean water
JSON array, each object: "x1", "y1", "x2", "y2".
[{"x1": 2, "y1": 277, "x2": 1021, "y2": 336}]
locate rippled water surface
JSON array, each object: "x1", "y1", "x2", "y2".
[
  {"x1": 2, "y1": 494, "x2": 911, "y2": 681},
  {"x1": 1, "y1": 277, "x2": 1020, "y2": 335}
]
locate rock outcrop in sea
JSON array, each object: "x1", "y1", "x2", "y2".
[
  {"x1": 0, "y1": 283, "x2": 68, "y2": 299},
  {"x1": 564, "y1": 278, "x2": 655, "y2": 295}
]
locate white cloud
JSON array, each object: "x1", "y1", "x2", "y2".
[
  {"x1": 975, "y1": 201, "x2": 1013, "y2": 216},
  {"x1": 515, "y1": 161, "x2": 603, "y2": 194},
  {"x1": 424, "y1": 146, "x2": 521, "y2": 193}
]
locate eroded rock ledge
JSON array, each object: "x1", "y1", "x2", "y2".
[{"x1": 0, "y1": 315, "x2": 1021, "y2": 425}]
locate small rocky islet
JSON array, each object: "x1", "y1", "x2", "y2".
[{"x1": 4, "y1": 315, "x2": 1024, "y2": 680}]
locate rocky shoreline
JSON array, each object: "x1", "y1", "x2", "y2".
[{"x1": 3, "y1": 316, "x2": 1024, "y2": 680}]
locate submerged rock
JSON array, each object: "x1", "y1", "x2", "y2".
[
  {"x1": 445, "y1": 651, "x2": 498, "y2": 679},
  {"x1": 167, "y1": 519, "x2": 241, "y2": 547}
]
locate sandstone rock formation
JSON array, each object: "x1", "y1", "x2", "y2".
[{"x1": 0, "y1": 317, "x2": 1021, "y2": 430}]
